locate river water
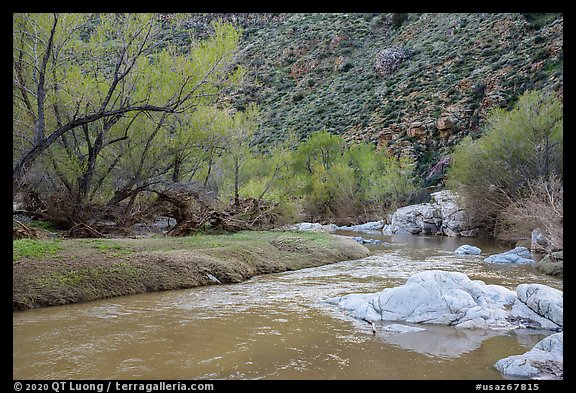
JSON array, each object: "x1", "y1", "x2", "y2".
[{"x1": 13, "y1": 231, "x2": 562, "y2": 380}]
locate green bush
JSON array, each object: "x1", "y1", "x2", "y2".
[
  {"x1": 447, "y1": 89, "x2": 563, "y2": 233},
  {"x1": 286, "y1": 130, "x2": 418, "y2": 223}
]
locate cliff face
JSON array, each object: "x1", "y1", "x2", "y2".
[{"x1": 185, "y1": 13, "x2": 563, "y2": 178}]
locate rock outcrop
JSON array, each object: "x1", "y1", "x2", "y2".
[
  {"x1": 494, "y1": 332, "x2": 563, "y2": 379},
  {"x1": 383, "y1": 190, "x2": 479, "y2": 237}
]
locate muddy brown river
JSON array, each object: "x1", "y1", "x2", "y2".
[{"x1": 13, "y1": 232, "x2": 562, "y2": 380}]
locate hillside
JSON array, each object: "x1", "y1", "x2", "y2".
[{"x1": 184, "y1": 12, "x2": 563, "y2": 180}]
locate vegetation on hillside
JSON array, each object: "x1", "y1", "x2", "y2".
[
  {"x1": 12, "y1": 13, "x2": 422, "y2": 236},
  {"x1": 211, "y1": 13, "x2": 563, "y2": 178}
]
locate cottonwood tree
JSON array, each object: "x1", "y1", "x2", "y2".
[
  {"x1": 13, "y1": 13, "x2": 243, "y2": 206},
  {"x1": 217, "y1": 103, "x2": 260, "y2": 208}
]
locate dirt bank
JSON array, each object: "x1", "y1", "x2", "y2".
[{"x1": 13, "y1": 231, "x2": 369, "y2": 311}]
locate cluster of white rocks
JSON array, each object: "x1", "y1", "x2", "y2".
[
  {"x1": 483, "y1": 246, "x2": 535, "y2": 264},
  {"x1": 382, "y1": 190, "x2": 479, "y2": 237},
  {"x1": 288, "y1": 221, "x2": 385, "y2": 233},
  {"x1": 288, "y1": 190, "x2": 478, "y2": 238},
  {"x1": 325, "y1": 270, "x2": 563, "y2": 379}
]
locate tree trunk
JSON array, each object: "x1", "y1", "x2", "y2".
[
  {"x1": 234, "y1": 156, "x2": 240, "y2": 207},
  {"x1": 172, "y1": 153, "x2": 182, "y2": 183}
]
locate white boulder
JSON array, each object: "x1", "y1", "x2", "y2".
[
  {"x1": 515, "y1": 284, "x2": 563, "y2": 327},
  {"x1": 383, "y1": 190, "x2": 479, "y2": 237},
  {"x1": 494, "y1": 332, "x2": 563, "y2": 379},
  {"x1": 288, "y1": 222, "x2": 338, "y2": 232},
  {"x1": 338, "y1": 220, "x2": 385, "y2": 232},
  {"x1": 455, "y1": 244, "x2": 482, "y2": 255},
  {"x1": 326, "y1": 270, "x2": 517, "y2": 329},
  {"x1": 484, "y1": 247, "x2": 535, "y2": 264},
  {"x1": 326, "y1": 270, "x2": 562, "y2": 331}
]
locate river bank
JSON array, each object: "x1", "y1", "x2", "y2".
[{"x1": 12, "y1": 231, "x2": 369, "y2": 311}]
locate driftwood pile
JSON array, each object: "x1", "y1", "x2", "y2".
[{"x1": 13, "y1": 186, "x2": 280, "y2": 239}]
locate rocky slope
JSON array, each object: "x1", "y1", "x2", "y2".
[{"x1": 182, "y1": 13, "x2": 563, "y2": 180}]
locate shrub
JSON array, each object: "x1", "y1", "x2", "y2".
[
  {"x1": 446, "y1": 89, "x2": 562, "y2": 236},
  {"x1": 391, "y1": 13, "x2": 409, "y2": 29},
  {"x1": 287, "y1": 131, "x2": 418, "y2": 223},
  {"x1": 496, "y1": 174, "x2": 562, "y2": 251}
]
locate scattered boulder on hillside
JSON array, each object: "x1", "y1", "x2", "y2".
[
  {"x1": 374, "y1": 46, "x2": 413, "y2": 77},
  {"x1": 483, "y1": 247, "x2": 535, "y2": 264},
  {"x1": 406, "y1": 121, "x2": 428, "y2": 140}
]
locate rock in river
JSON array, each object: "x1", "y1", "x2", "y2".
[
  {"x1": 515, "y1": 284, "x2": 563, "y2": 327},
  {"x1": 326, "y1": 270, "x2": 518, "y2": 329},
  {"x1": 351, "y1": 236, "x2": 382, "y2": 245},
  {"x1": 288, "y1": 222, "x2": 338, "y2": 232},
  {"x1": 454, "y1": 244, "x2": 482, "y2": 255},
  {"x1": 383, "y1": 190, "x2": 480, "y2": 237},
  {"x1": 483, "y1": 247, "x2": 535, "y2": 264},
  {"x1": 325, "y1": 271, "x2": 563, "y2": 379},
  {"x1": 494, "y1": 332, "x2": 563, "y2": 379},
  {"x1": 325, "y1": 270, "x2": 562, "y2": 331},
  {"x1": 338, "y1": 220, "x2": 385, "y2": 232}
]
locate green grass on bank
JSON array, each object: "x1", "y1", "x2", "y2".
[
  {"x1": 13, "y1": 230, "x2": 369, "y2": 310},
  {"x1": 13, "y1": 239, "x2": 63, "y2": 261}
]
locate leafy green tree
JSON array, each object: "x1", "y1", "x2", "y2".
[
  {"x1": 287, "y1": 130, "x2": 418, "y2": 222},
  {"x1": 13, "y1": 13, "x2": 245, "y2": 230},
  {"x1": 215, "y1": 103, "x2": 261, "y2": 207},
  {"x1": 12, "y1": 13, "x2": 242, "y2": 200},
  {"x1": 345, "y1": 143, "x2": 418, "y2": 211},
  {"x1": 290, "y1": 130, "x2": 343, "y2": 175}
]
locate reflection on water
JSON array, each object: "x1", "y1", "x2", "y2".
[
  {"x1": 374, "y1": 322, "x2": 551, "y2": 359},
  {"x1": 13, "y1": 232, "x2": 562, "y2": 380}
]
